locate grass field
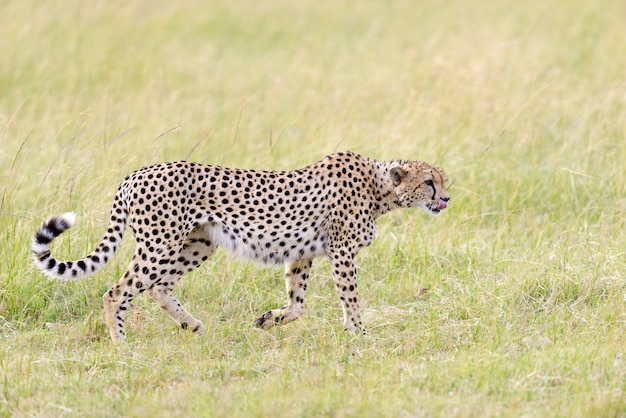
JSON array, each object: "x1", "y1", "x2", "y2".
[{"x1": 1, "y1": 0, "x2": 626, "y2": 416}]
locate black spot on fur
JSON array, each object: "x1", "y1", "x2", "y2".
[{"x1": 35, "y1": 232, "x2": 51, "y2": 245}]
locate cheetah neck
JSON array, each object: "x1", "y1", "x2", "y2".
[{"x1": 371, "y1": 160, "x2": 402, "y2": 218}]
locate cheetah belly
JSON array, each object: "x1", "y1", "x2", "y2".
[{"x1": 201, "y1": 222, "x2": 328, "y2": 265}]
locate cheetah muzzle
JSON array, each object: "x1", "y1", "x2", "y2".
[{"x1": 32, "y1": 151, "x2": 450, "y2": 342}]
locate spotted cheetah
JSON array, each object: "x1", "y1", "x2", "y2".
[{"x1": 32, "y1": 151, "x2": 450, "y2": 342}]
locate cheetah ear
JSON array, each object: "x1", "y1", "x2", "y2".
[{"x1": 390, "y1": 167, "x2": 407, "y2": 186}]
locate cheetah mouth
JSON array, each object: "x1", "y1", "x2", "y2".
[{"x1": 425, "y1": 199, "x2": 448, "y2": 216}]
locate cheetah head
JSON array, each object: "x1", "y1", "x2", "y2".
[{"x1": 390, "y1": 162, "x2": 450, "y2": 216}]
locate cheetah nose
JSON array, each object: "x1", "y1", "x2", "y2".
[{"x1": 437, "y1": 198, "x2": 448, "y2": 210}]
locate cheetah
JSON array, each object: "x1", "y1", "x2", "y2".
[{"x1": 32, "y1": 151, "x2": 450, "y2": 342}]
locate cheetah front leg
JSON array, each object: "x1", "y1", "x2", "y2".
[
  {"x1": 254, "y1": 258, "x2": 313, "y2": 330},
  {"x1": 327, "y1": 247, "x2": 366, "y2": 334}
]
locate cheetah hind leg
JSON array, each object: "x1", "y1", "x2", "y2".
[
  {"x1": 146, "y1": 235, "x2": 216, "y2": 334},
  {"x1": 102, "y1": 270, "x2": 204, "y2": 341},
  {"x1": 254, "y1": 259, "x2": 313, "y2": 331},
  {"x1": 102, "y1": 233, "x2": 215, "y2": 342},
  {"x1": 102, "y1": 266, "x2": 143, "y2": 343},
  {"x1": 147, "y1": 285, "x2": 205, "y2": 334}
]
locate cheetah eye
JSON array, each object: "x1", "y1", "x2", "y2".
[{"x1": 425, "y1": 180, "x2": 434, "y2": 187}]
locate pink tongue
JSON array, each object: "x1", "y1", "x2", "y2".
[{"x1": 437, "y1": 199, "x2": 448, "y2": 210}]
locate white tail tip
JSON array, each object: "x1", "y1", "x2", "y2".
[{"x1": 61, "y1": 212, "x2": 77, "y2": 228}]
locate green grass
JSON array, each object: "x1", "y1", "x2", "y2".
[{"x1": 1, "y1": 0, "x2": 626, "y2": 416}]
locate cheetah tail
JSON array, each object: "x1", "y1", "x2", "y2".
[{"x1": 31, "y1": 211, "x2": 126, "y2": 280}]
